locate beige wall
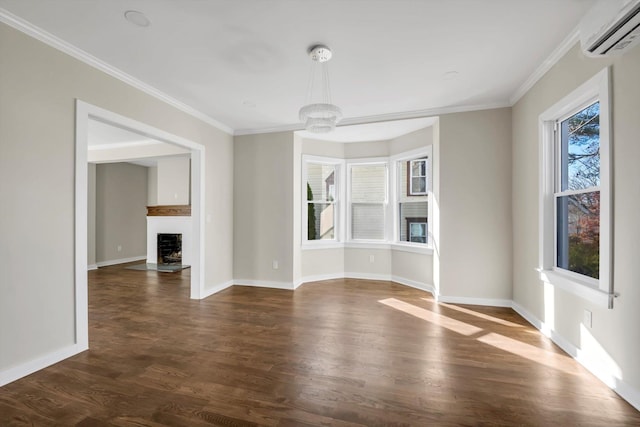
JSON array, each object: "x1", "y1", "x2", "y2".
[
  {"x1": 390, "y1": 126, "x2": 433, "y2": 155},
  {"x1": 512, "y1": 44, "x2": 640, "y2": 393},
  {"x1": 344, "y1": 140, "x2": 390, "y2": 158},
  {"x1": 438, "y1": 108, "x2": 513, "y2": 300},
  {"x1": 392, "y1": 250, "x2": 432, "y2": 285},
  {"x1": 233, "y1": 132, "x2": 294, "y2": 283},
  {"x1": 0, "y1": 22, "x2": 233, "y2": 372},
  {"x1": 147, "y1": 166, "x2": 158, "y2": 206},
  {"x1": 301, "y1": 248, "x2": 345, "y2": 279},
  {"x1": 95, "y1": 163, "x2": 148, "y2": 263},
  {"x1": 157, "y1": 156, "x2": 190, "y2": 205}
]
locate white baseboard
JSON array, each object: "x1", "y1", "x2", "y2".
[
  {"x1": 343, "y1": 272, "x2": 392, "y2": 281},
  {"x1": 391, "y1": 275, "x2": 436, "y2": 296},
  {"x1": 201, "y1": 280, "x2": 234, "y2": 299},
  {"x1": 0, "y1": 343, "x2": 86, "y2": 387},
  {"x1": 511, "y1": 301, "x2": 640, "y2": 411},
  {"x1": 297, "y1": 272, "x2": 344, "y2": 287},
  {"x1": 234, "y1": 279, "x2": 294, "y2": 290},
  {"x1": 87, "y1": 264, "x2": 98, "y2": 271},
  {"x1": 438, "y1": 295, "x2": 513, "y2": 308},
  {"x1": 295, "y1": 273, "x2": 434, "y2": 296},
  {"x1": 95, "y1": 255, "x2": 146, "y2": 268}
]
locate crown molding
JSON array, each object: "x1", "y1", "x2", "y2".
[
  {"x1": 509, "y1": 27, "x2": 580, "y2": 106},
  {"x1": 233, "y1": 101, "x2": 511, "y2": 136},
  {"x1": 0, "y1": 8, "x2": 234, "y2": 135}
]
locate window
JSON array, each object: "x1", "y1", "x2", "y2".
[
  {"x1": 408, "y1": 158, "x2": 427, "y2": 195},
  {"x1": 407, "y1": 218, "x2": 427, "y2": 243},
  {"x1": 539, "y1": 67, "x2": 612, "y2": 306},
  {"x1": 349, "y1": 162, "x2": 387, "y2": 241},
  {"x1": 396, "y1": 151, "x2": 430, "y2": 246},
  {"x1": 303, "y1": 158, "x2": 340, "y2": 242},
  {"x1": 555, "y1": 102, "x2": 600, "y2": 279},
  {"x1": 302, "y1": 150, "x2": 432, "y2": 254}
]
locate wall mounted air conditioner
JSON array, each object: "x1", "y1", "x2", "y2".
[{"x1": 580, "y1": 0, "x2": 640, "y2": 56}]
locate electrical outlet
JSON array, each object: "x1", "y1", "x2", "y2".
[
  {"x1": 584, "y1": 309, "x2": 592, "y2": 328},
  {"x1": 272, "y1": 260, "x2": 279, "y2": 270},
  {"x1": 117, "y1": 245, "x2": 122, "y2": 252},
  {"x1": 369, "y1": 255, "x2": 375, "y2": 263}
]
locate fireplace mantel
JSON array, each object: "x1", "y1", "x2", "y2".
[{"x1": 147, "y1": 205, "x2": 191, "y2": 217}]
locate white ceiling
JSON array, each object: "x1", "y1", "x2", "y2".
[
  {"x1": 0, "y1": 0, "x2": 595, "y2": 135},
  {"x1": 88, "y1": 119, "x2": 156, "y2": 148},
  {"x1": 88, "y1": 118, "x2": 190, "y2": 166}
]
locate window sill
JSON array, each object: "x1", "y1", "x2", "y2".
[
  {"x1": 390, "y1": 243, "x2": 433, "y2": 255},
  {"x1": 538, "y1": 269, "x2": 614, "y2": 308},
  {"x1": 301, "y1": 242, "x2": 344, "y2": 251},
  {"x1": 301, "y1": 241, "x2": 433, "y2": 255},
  {"x1": 344, "y1": 241, "x2": 391, "y2": 250}
]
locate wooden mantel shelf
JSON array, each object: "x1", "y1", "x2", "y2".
[{"x1": 147, "y1": 205, "x2": 191, "y2": 217}]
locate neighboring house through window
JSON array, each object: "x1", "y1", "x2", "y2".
[
  {"x1": 408, "y1": 158, "x2": 427, "y2": 195},
  {"x1": 395, "y1": 149, "x2": 431, "y2": 245},
  {"x1": 303, "y1": 156, "x2": 341, "y2": 243},
  {"x1": 348, "y1": 161, "x2": 388, "y2": 241}
]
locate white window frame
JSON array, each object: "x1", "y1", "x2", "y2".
[
  {"x1": 302, "y1": 155, "x2": 344, "y2": 248},
  {"x1": 346, "y1": 158, "x2": 390, "y2": 243},
  {"x1": 538, "y1": 67, "x2": 614, "y2": 308},
  {"x1": 390, "y1": 146, "x2": 433, "y2": 251}
]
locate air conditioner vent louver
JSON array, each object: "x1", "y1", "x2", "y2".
[{"x1": 580, "y1": 0, "x2": 640, "y2": 56}]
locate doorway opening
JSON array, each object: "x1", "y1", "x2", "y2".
[{"x1": 75, "y1": 100, "x2": 206, "y2": 350}]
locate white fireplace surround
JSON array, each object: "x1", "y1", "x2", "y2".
[{"x1": 147, "y1": 216, "x2": 192, "y2": 265}]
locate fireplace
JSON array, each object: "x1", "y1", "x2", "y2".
[
  {"x1": 146, "y1": 214, "x2": 191, "y2": 266},
  {"x1": 157, "y1": 233, "x2": 182, "y2": 265}
]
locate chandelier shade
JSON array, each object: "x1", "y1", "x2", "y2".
[
  {"x1": 299, "y1": 103, "x2": 343, "y2": 133},
  {"x1": 299, "y1": 45, "x2": 341, "y2": 133}
]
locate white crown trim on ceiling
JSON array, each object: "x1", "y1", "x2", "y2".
[
  {"x1": 509, "y1": 27, "x2": 580, "y2": 105},
  {"x1": 1, "y1": 7, "x2": 579, "y2": 137},
  {"x1": 0, "y1": 8, "x2": 234, "y2": 136}
]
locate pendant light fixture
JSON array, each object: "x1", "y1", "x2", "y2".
[{"x1": 299, "y1": 45, "x2": 342, "y2": 133}]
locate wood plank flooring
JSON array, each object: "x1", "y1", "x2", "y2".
[{"x1": 1, "y1": 263, "x2": 638, "y2": 426}]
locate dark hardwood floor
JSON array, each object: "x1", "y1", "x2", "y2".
[{"x1": 1, "y1": 263, "x2": 638, "y2": 426}]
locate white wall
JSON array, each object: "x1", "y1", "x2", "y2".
[
  {"x1": 157, "y1": 156, "x2": 190, "y2": 205},
  {"x1": 512, "y1": 43, "x2": 640, "y2": 400},
  {"x1": 0, "y1": 22, "x2": 233, "y2": 376}
]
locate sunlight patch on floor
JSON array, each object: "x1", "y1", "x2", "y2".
[
  {"x1": 381, "y1": 298, "x2": 581, "y2": 375},
  {"x1": 434, "y1": 300, "x2": 524, "y2": 328},
  {"x1": 477, "y1": 332, "x2": 579, "y2": 373},
  {"x1": 379, "y1": 298, "x2": 483, "y2": 336}
]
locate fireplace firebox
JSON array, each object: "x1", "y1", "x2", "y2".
[{"x1": 157, "y1": 233, "x2": 182, "y2": 265}]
